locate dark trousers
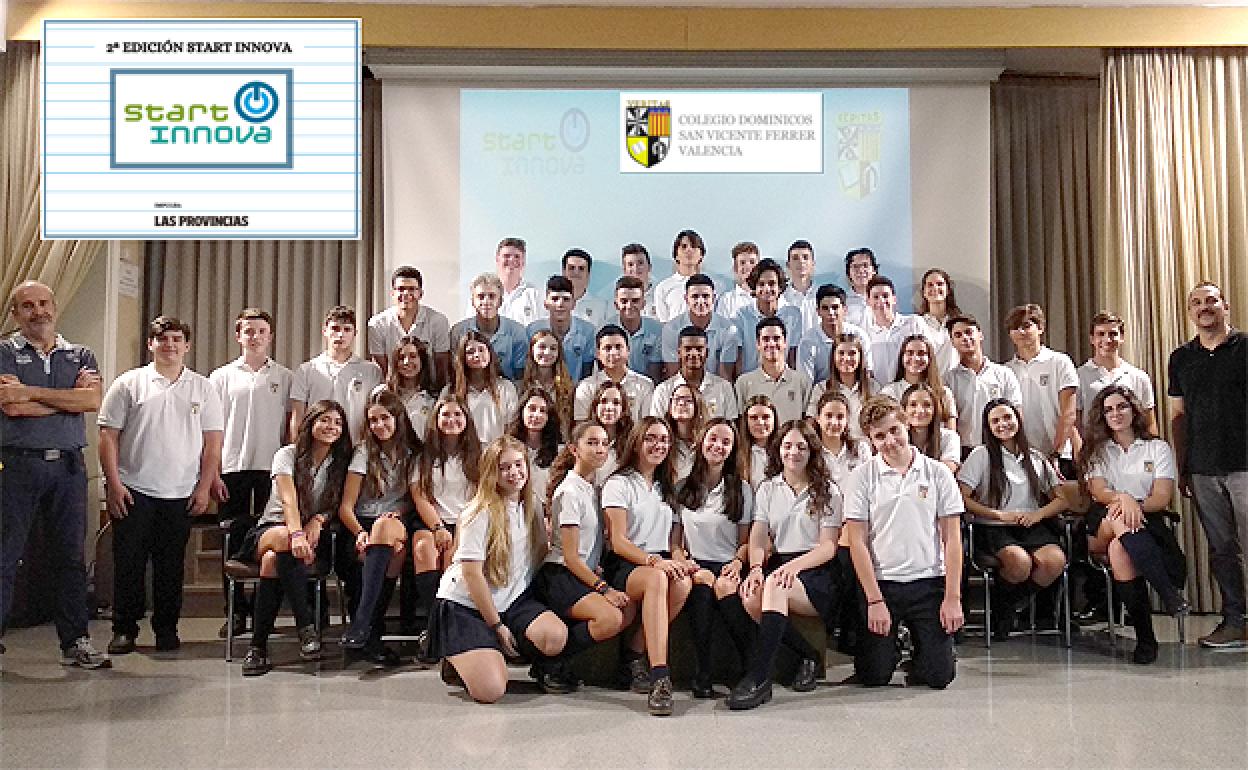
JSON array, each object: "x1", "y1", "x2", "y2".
[
  {"x1": 0, "y1": 449, "x2": 89, "y2": 648},
  {"x1": 217, "y1": 470, "x2": 271, "y2": 614},
  {"x1": 111, "y1": 489, "x2": 192, "y2": 637},
  {"x1": 855, "y1": 577, "x2": 956, "y2": 689}
]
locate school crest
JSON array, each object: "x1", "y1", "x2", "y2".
[
  {"x1": 352, "y1": 378, "x2": 363, "y2": 392},
  {"x1": 918, "y1": 484, "x2": 930, "y2": 500},
  {"x1": 990, "y1": 385, "x2": 1001, "y2": 397},
  {"x1": 1144, "y1": 461, "x2": 1155, "y2": 473},
  {"x1": 269, "y1": 382, "x2": 280, "y2": 394},
  {"x1": 1039, "y1": 374, "x2": 1050, "y2": 387},
  {"x1": 625, "y1": 102, "x2": 671, "y2": 168},
  {"x1": 191, "y1": 402, "x2": 201, "y2": 415},
  {"x1": 837, "y1": 113, "x2": 882, "y2": 200},
  {"x1": 788, "y1": 389, "x2": 797, "y2": 402}
]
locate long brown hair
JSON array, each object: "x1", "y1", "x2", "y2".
[
  {"x1": 663, "y1": 381, "x2": 707, "y2": 445},
  {"x1": 813, "y1": 388, "x2": 860, "y2": 458},
  {"x1": 521, "y1": 329, "x2": 573, "y2": 426},
  {"x1": 677, "y1": 418, "x2": 747, "y2": 523},
  {"x1": 612, "y1": 416, "x2": 678, "y2": 508},
  {"x1": 360, "y1": 389, "x2": 420, "y2": 500},
  {"x1": 292, "y1": 400, "x2": 352, "y2": 523},
  {"x1": 901, "y1": 383, "x2": 945, "y2": 460},
  {"x1": 915, "y1": 267, "x2": 962, "y2": 318},
  {"x1": 831, "y1": 333, "x2": 873, "y2": 396},
  {"x1": 463, "y1": 436, "x2": 547, "y2": 587},
  {"x1": 450, "y1": 330, "x2": 502, "y2": 407},
  {"x1": 588, "y1": 380, "x2": 634, "y2": 446},
  {"x1": 386, "y1": 336, "x2": 435, "y2": 398},
  {"x1": 1077, "y1": 384, "x2": 1156, "y2": 477},
  {"x1": 766, "y1": 419, "x2": 837, "y2": 519},
  {"x1": 417, "y1": 396, "x2": 482, "y2": 498},
  {"x1": 739, "y1": 394, "x2": 778, "y2": 450},
  {"x1": 979, "y1": 398, "x2": 1052, "y2": 510},
  {"x1": 892, "y1": 334, "x2": 948, "y2": 395},
  {"x1": 545, "y1": 421, "x2": 607, "y2": 513},
  {"x1": 507, "y1": 384, "x2": 563, "y2": 468}
]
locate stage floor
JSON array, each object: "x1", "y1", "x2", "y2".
[{"x1": 2, "y1": 616, "x2": 1245, "y2": 769}]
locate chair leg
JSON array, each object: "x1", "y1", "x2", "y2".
[
  {"x1": 314, "y1": 579, "x2": 324, "y2": 632},
  {"x1": 984, "y1": 574, "x2": 993, "y2": 649},
  {"x1": 226, "y1": 576, "x2": 236, "y2": 662},
  {"x1": 1062, "y1": 569, "x2": 1072, "y2": 649},
  {"x1": 1104, "y1": 568, "x2": 1117, "y2": 649}
]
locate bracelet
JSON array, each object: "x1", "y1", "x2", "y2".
[
  {"x1": 594, "y1": 580, "x2": 609, "y2": 595},
  {"x1": 867, "y1": 598, "x2": 885, "y2": 607},
  {"x1": 749, "y1": 564, "x2": 763, "y2": 572},
  {"x1": 290, "y1": 530, "x2": 306, "y2": 539},
  {"x1": 646, "y1": 554, "x2": 661, "y2": 567}
]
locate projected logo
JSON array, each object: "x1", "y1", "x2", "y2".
[
  {"x1": 625, "y1": 101, "x2": 671, "y2": 168},
  {"x1": 836, "y1": 114, "x2": 882, "y2": 199},
  {"x1": 111, "y1": 69, "x2": 293, "y2": 169}
]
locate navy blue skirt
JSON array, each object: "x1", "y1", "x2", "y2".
[{"x1": 427, "y1": 592, "x2": 549, "y2": 659}]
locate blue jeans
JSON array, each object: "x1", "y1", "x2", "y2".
[
  {"x1": 1191, "y1": 472, "x2": 1248, "y2": 626},
  {"x1": 0, "y1": 448, "x2": 90, "y2": 649}
]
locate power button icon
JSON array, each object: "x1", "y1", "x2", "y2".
[{"x1": 234, "y1": 81, "x2": 280, "y2": 123}]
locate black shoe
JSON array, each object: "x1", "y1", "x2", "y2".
[
  {"x1": 107, "y1": 633, "x2": 136, "y2": 655},
  {"x1": 1164, "y1": 595, "x2": 1191, "y2": 619},
  {"x1": 154, "y1": 632, "x2": 180, "y2": 652},
  {"x1": 557, "y1": 659, "x2": 582, "y2": 691},
  {"x1": 298, "y1": 625, "x2": 321, "y2": 661},
  {"x1": 340, "y1": 627, "x2": 368, "y2": 650},
  {"x1": 440, "y1": 660, "x2": 463, "y2": 687},
  {"x1": 1132, "y1": 638, "x2": 1159, "y2": 665},
  {"x1": 647, "y1": 676, "x2": 674, "y2": 716},
  {"x1": 1075, "y1": 603, "x2": 1108, "y2": 624},
  {"x1": 991, "y1": 611, "x2": 1015, "y2": 641},
  {"x1": 241, "y1": 647, "x2": 272, "y2": 676},
  {"x1": 619, "y1": 654, "x2": 649, "y2": 693},
  {"x1": 727, "y1": 677, "x2": 773, "y2": 711},
  {"x1": 692, "y1": 673, "x2": 716, "y2": 699},
  {"x1": 364, "y1": 644, "x2": 403, "y2": 667},
  {"x1": 792, "y1": 657, "x2": 820, "y2": 692},
  {"x1": 415, "y1": 630, "x2": 438, "y2": 665},
  {"x1": 218, "y1": 615, "x2": 249, "y2": 639},
  {"x1": 529, "y1": 663, "x2": 574, "y2": 695}
]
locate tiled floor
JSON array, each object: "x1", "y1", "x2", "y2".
[{"x1": 2, "y1": 616, "x2": 1246, "y2": 768}]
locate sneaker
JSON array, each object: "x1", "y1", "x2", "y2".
[
  {"x1": 1199, "y1": 622, "x2": 1248, "y2": 649},
  {"x1": 298, "y1": 625, "x2": 321, "y2": 661},
  {"x1": 647, "y1": 675, "x2": 674, "y2": 716},
  {"x1": 241, "y1": 646, "x2": 272, "y2": 676},
  {"x1": 107, "y1": 633, "x2": 136, "y2": 655},
  {"x1": 59, "y1": 637, "x2": 112, "y2": 670},
  {"x1": 154, "y1": 632, "x2": 181, "y2": 652}
]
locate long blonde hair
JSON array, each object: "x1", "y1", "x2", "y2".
[{"x1": 464, "y1": 436, "x2": 548, "y2": 587}]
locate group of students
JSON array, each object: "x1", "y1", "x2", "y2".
[{"x1": 85, "y1": 231, "x2": 1210, "y2": 714}]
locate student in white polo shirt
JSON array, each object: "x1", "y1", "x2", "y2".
[
  {"x1": 914, "y1": 268, "x2": 962, "y2": 375},
  {"x1": 861, "y1": 275, "x2": 925, "y2": 386},
  {"x1": 879, "y1": 334, "x2": 957, "y2": 432},
  {"x1": 735, "y1": 317, "x2": 811, "y2": 425},
  {"x1": 451, "y1": 272, "x2": 529, "y2": 381},
  {"x1": 654, "y1": 229, "x2": 706, "y2": 323},
  {"x1": 660, "y1": 273, "x2": 739, "y2": 381},
  {"x1": 843, "y1": 396, "x2": 964, "y2": 689},
  {"x1": 609, "y1": 275, "x2": 663, "y2": 381},
  {"x1": 797, "y1": 284, "x2": 868, "y2": 385},
  {"x1": 1005, "y1": 303, "x2": 1081, "y2": 477},
  {"x1": 944, "y1": 314, "x2": 1023, "y2": 452},
  {"x1": 526, "y1": 276, "x2": 597, "y2": 384},
  {"x1": 806, "y1": 334, "x2": 877, "y2": 441},
  {"x1": 733, "y1": 259, "x2": 802, "y2": 374},
  {"x1": 740, "y1": 395, "x2": 779, "y2": 488},
  {"x1": 716, "y1": 242, "x2": 760, "y2": 321},
  {"x1": 368, "y1": 266, "x2": 451, "y2": 386},
  {"x1": 290, "y1": 305, "x2": 383, "y2": 445},
  {"x1": 494, "y1": 237, "x2": 546, "y2": 326},
  {"x1": 619, "y1": 243, "x2": 659, "y2": 319},
  {"x1": 98, "y1": 316, "x2": 225, "y2": 655},
  {"x1": 842, "y1": 247, "x2": 878, "y2": 329},
  {"x1": 377, "y1": 337, "x2": 438, "y2": 438},
  {"x1": 443, "y1": 330, "x2": 519, "y2": 445},
  {"x1": 779, "y1": 239, "x2": 820, "y2": 337},
  {"x1": 652, "y1": 326, "x2": 739, "y2": 422},
  {"x1": 573, "y1": 323, "x2": 655, "y2": 423},
  {"x1": 1077, "y1": 311, "x2": 1158, "y2": 435},
  {"x1": 209, "y1": 308, "x2": 293, "y2": 637},
  {"x1": 562, "y1": 248, "x2": 610, "y2": 328}
]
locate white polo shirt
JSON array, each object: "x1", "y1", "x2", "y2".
[
  {"x1": 844, "y1": 288, "x2": 870, "y2": 329},
  {"x1": 671, "y1": 440, "x2": 696, "y2": 480},
  {"x1": 1076, "y1": 359, "x2": 1156, "y2": 413},
  {"x1": 779, "y1": 284, "x2": 819, "y2": 339},
  {"x1": 1006, "y1": 346, "x2": 1080, "y2": 457},
  {"x1": 500, "y1": 282, "x2": 546, "y2": 327},
  {"x1": 677, "y1": 479, "x2": 754, "y2": 563},
  {"x1": 918, "y1": 313, "x2": 958, "y2": 375},
  {"x1": 862, "y1": 312, "x2": 925, "y2": 386},
  {"x1": 650, "y1": 372, "x2": 738, "y2": 420},
  {"x1": 99, "y1": 364, "x2": 225, "y2": 499},
  {"x1": 291, "y1": 353, "x2": 383, "y2": 444},
  {"x1": 945, "y1": 358, "x2": 1023, "y2": 448},
  {"x1": 958, "y1": 445, "x2": 1060, "y2": 516},
  {"x1": 441, "y1": 380, "x2": 518, "y2": 446},
  {"x1": 879, "y1": 380, "x2": 959, "y2": 423},
  {"x1": 593, "y1": 446, "x2": 619, "y2": 489},
  {"x1": 755, "y1": 475, "x2": 843, "y2": 554},
  {"x1": 573, "y1": 294, "x2": 610, "y2": 329},
  {"x1": 805, "y1": 378, "x2": 878, "y2": 440},
  {"x1": 347, "y1": 444, "x2": 418, "y2": 520},
  {"x1": 822, "y1": 441, "x2": 872, "y2": 486},
  {"x1": 256, "y1": 444, "x2": 337, "y2": 527},
  {"x1": 210, "y1": 356, "x2": 293, "y2": 474},
  {"x1": 749, "y1": 444, "x2": 770, "y2": 488},
  {"x1": 932, "y1": 427, "x2": 962, "y2": 466},
  {"x1": 601, "y1": 470, "x2": 674, "y2": 555},
  {"x1": 843, "y1": 450, "x2": 964, "y2": 582},
  {"x1": 367, "y1": 305, "x2": 451, "y2": 359},
  {"x1": 424, "y1": 455, "x2": 473, "y2": 525},
  {"x1": 715, "y1": 284, "x2": 753, "y2": 322},
  {"x1": 546, "y1": 470, "x2": 603, "y2": 571},
  {"x1": 1085, "y1": 438, "x2": 1176, "y2": 502},
  {"x1": 574, "y1": 369, "x2": 654, "y2": 423},
  {"x1": 797, "y1": 321, "x2": 869, "y2": 385},
  {"x1": 654, "y1": 272, "x2": 691, "y2": 323},
  {"x1": 372, "y1": 384, "x2": 436, "y2": 440},
  {"x1": 438, "y1": 500, "x2": 535, "y2": 613},
  {"x1": 735, "y1": 366, "x2": 811, "y2": 425}
]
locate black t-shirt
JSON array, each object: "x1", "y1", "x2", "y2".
[{"x1": 1167, "y1": 330, "x2": 1248, "y2": 474}]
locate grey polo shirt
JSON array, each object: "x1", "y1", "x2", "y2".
[{"x1": 0, "y1": 333, "x2": 96, "y2": 450}]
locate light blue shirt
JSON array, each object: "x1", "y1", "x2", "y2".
[
  {"x1": 660, "y1": 311, "x2": 740, "y2": 374},
  {"x1": 452, "y1": 315, "x2": 529, "y2": 380},
  {"x1": 797, "y1": 321, "x2": 869, "y2": 384},
  {"x1": 733, "y1": 304, "x2": 802, "y2": 373},
  {"x1": 608, "y1": 313, "x2": 664, "y2": 376},
  {"x1": 527, "y1": 317, "x2": 597, "y2": 383}
]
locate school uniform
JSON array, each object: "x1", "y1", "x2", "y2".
[
  {"x1": 538, "y1": 471, "x2": 604, "y2": 616},
  {"x1": 291, "y1": 353, "x2": 383, "y2": 444},
  {"x1": 606, "y1": 314, "x2": 664, "y2": 377},
  {"x1": 670, "y1": 440, "x2": 697, "y2": 480},
  {"x1": 1006, "y1": 346, "x2": 1080, "y2": 458},
  {"x1": 600, "y1": 470, "x2": 675, "y2": 590},
  {"x1": 754, "y1": 476, "x2": 843, "y2": 622},
  {"x1": 843, "y1": 450, "x2": 963, "y2": 688},
  {"x1": 748, "y1": 444, "x2": 770, "y2": 488},
  {"x1": 593, "y1": 446, "x2": 620, "y2": 488},
  {"x1": 805, "y1": 378, "x2": 878, "y2": 440},
  {"x1": 573, "y1": 369, "x2": 655, "y2": 423},
  {"x1": 844, "y1": 288, "x2": 870, "y2": 329},
  {"x1": 500, "y1": 282, "x2": 546, "y2": 327},
  {"x1": 347, "y1": 444, "x2": 419, "y2": 530},
  {"x1": 715, "y1": 284, "x2": 754, "y2": 322},
  {"x1": 732, "y1": 304, "x2": 803, "y2": 373},
  {"x1": 678, "y1": 479, "x2": 754, "y2": 573},
  {"x1": 235, "y1": 444, "x2": 336, "y2": 564},
  {"x1": 526, "y1": 317, "x2": 597, "y2": 384},
  {"x1": 367, "y1": 305, "x2": 451, "y2": 363},
  {"x1": 862, "y1": 313, "x2": 925, "y2": 386},
  {"x1": 879, "y1": 380, "x2": 959, "y2": 424},
  {"x1": 650, "y1": 371, "x2": 739, "y2": 420},
  {"x1": 442, "y1": 380, "x2": 519, "y2": 445},
  {"x1": 736, "y1": 366, "x2": 812, "y2": 426},
  {"x1": 779, "y1": 285, "x2": 819, "y2": 340},
  {"x1": 945, "y1": 359, "x2": 1023, "y2": 449},
  {"x1": 654, "y1": 272, "x2": 691, "y2": 323},
  {"x1": 958, "y1": 445, "x2": 1063, "y2": 556},
  {"x1": 797, "y1": 322, "x2": 869, "y2": 385},
  {"x1": 98, "y1": 364, "x2": 225, "y2": 640},
  {"x1": 573, "y1": 295, "x2": 610, "y2": 328},
  {"x1": 424, "y1": 455, "x2": 474, "y2": 529},
  {"x1": 1084, "y1": 438, "x2": 1177, "y2": 534},
  {"x1": 822, "y1": 442, "x2": 872, "y2": 486},
  {"x1": 429, "y1": 500, "x2": 548, "y2": 658},
  {"x1": 660, "y1": 311, "x2": 741, "y2": 376},
  {"x1": 918, "y1": 314, "x2": 958, "y2": 375},
  {"x1": 450, "y1": 316, "x2": 530, "y2": 380},
  {"x1": 1076, "y1": 359, "x2": 1156, "y2": 415},
  {"x1": 372, "y1": 384, "x2": 436, "y2": 440}
]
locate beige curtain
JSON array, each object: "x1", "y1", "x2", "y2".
[
  {"x1": 1100, "y1": 48, "x2": 1248, "y2": 613},
  {"x1": 144, "y1": 79, "x2": 386, "y2": 375},
  {"x1": 0, "y1": 41, "x2": 104, "y2": 329},
  {"x1": 990, "y1": 74, "x2": 1101, "y2": 362}
]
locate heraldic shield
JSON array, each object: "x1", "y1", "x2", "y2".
[{"x1": 625, "y1": 103, "x2": 671, "y2": 168}]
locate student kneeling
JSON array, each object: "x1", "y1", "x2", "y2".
[
  {"x1": 427, "y1": 436, "x2": 572, "y2": 703},
  {"x1": 843, "y1": 396, "x2": 965, "y2": 689}
]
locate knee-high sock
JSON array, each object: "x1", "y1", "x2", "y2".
[
  {"x1": 250, "y1": 577, "x2": 281, "y2": 649},
  {"x1": 749, "y1": 610, "x2": 789, "y2": 686},
  {"x1": 1119, "y1": 531, "x2": 1181, "y2": 608},
  {"x1": 781, "y1": 622, "x2": 819, "y2": 662},
  {"x1": 413, "y1": 570, "x2": 440, "y2": 631},
  {"x1": 346, "y1": 544, "x2": 394, "y2": 639},
  {"x1": 991, "y1": 578, "x2": 1028, "y2": 616},
  {"x1": 687, "y1": 584, "x2": 716, "y2": 679},
  {"x1": 275, "y1": 551, "x2": 313, "y2": 629},
  {"x1": 561, "y1": 621, "x2": 596, "y2": 658},
  {"x1": 365, "y1": 578, "x2": 397, "y2": 647},
  {"x1": 718, "y1": 593, "x2": 757, "y2": 663},
  {"x1": 1118, "y1": 578, "x2": 1156, "y2": 645}
]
